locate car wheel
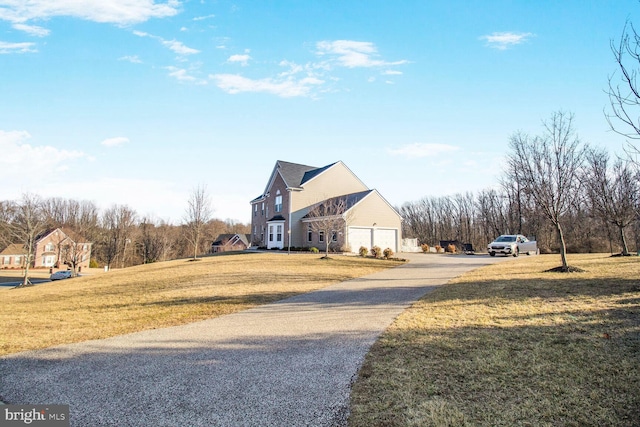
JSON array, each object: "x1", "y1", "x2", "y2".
[
  {"x1": 513, "y1": 248, "x2": 519, "y2": 257},
  {"x1": 489, "y1": 252, "x2": 495, "y2": 257}
]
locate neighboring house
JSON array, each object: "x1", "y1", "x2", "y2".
[
  {"x1": 0, "y1": 244, "x2": 27, "y2": 269},
  {"x1": 0, "y1": 228, "x2": 93, "y2": 270},
  {"x1": 250, "y1": 160, "x2": 402, "y2": 253},
  {"x1": 211, "y1": 234, "x2": 251, "y2": 253},
  {"x1": 33, "y1": 228, "x2": 92, "y2": 269}
]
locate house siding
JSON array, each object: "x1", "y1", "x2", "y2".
[{"x1": 289, "y1": 162, "x2": 368, "y2": 248}]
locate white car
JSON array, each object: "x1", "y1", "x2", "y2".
[
  {"x1": 50, "y1": 270, "x2": 73, "y2": 280},
  {"x1": 487, "y1": 235, "x2": 538, "y2": 257}
]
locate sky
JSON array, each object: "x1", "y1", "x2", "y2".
[{"x1": 1, "y1": 0, "x2": 637, "y2": 224}]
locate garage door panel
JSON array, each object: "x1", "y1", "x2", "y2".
[
  {"x1": 374, "y1": 229, "x2": 396, "y2": 251},
  {"x1": 348, "y1": 228, "x2": 372, "y2": 252}
]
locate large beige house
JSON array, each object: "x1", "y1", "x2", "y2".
[{"x1": 250, "y1": 160, "x2": 402, "y2": 253}]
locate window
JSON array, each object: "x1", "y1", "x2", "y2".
[
  {"x1": 45, "y1": 243, "x2": 55, "y2": 252},
  {"x1": 307, "y1": 225, "x2": 313, "y2": 242},
  {"x1": 276, "y1": 225, "x2": 283, "y2": 242},
  {"x1": 332, "y1": 231, "x2": 338, "y2": 242},
  {"x1": 254, "y1": 204, "x2": 258, "y2": 217},
  {"x1": 319, "y1": 231, "x2": 325, "y2": 242},
  {"x1": 2, "y1": 257, "x2": 9, "y2": 265},
  {"x1": 261, "y1": 202, "x2": 265, "y2": 216},
  {"x1": 14, "y1": 256, "x2": 21, "y2": 265},
  {"x1": 269, "y1": 225, "x2": 274, "y2": 242},
  {"x1": 275, "y1": 195, "x2": 283, "y2": 213}
]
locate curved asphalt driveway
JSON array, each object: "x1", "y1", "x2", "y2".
[{"x1": 1, "y1": 253, "x2": 507, "y2": 426}]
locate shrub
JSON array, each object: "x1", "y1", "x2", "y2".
[
  {"x1": 435, "y1": 245, "x2": 443, "y2": 253},
  {"x1": 421, "y1": 244, "x2": 430, "y2": 253},
  {"x1": 446, "y1": 244, "x2": 457, "y2": 253},
  {"x1": 383, "y1": 248, "x2": 394, "y2": 259},
  {"x1": 359, "y1": 246, "x2": 369, "y2": 257},
  {"x1": 371, "y1": 246, "x2": 382, "y2": 258},
  {"x1": 309, "y1": 247, "x2": 319, "y2": 253},
  {"x1": 89, "y1": 259, "x2": 99, "y2": 268}
]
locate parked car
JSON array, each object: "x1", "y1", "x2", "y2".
[
  {"x1": 487, "y1": 234, "x2": 538, "y2": 257},
  {"x1": 50, "y1": 270, "x2": 73, "y2": 281}
]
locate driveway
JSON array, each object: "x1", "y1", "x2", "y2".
[{"x1": 0, "y1": 253, "x2": 508, "y2": 426}]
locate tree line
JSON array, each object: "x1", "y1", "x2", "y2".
[
  {"x1": 401, "y1": 112, "x2": 640, "y2": 267},
  {"x1": 0, "y1": 191, "x2": 250, "y2": 275}
]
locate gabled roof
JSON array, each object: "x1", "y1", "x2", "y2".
[
  {"x1": 35, "y1": 227, "x2": 90, "y2": 245},
  {"x1": 0, "y1": 243, "x2": 25, "y2": 256},
  {"x1": 212, "y1": 233, "x2": 250, "y2": 246},
  {"x1": 300, "y1": 162, "x2": 338, "y2": 185},
  {"x1": 276, "y1": 160, "x2": 319, "y2": 189},
  {"x1": 301, "y1": 190, "x2": 374, "y2": 218},
  {"x1": 253, "y1": 160, "x2": 344, "y2": 202}
]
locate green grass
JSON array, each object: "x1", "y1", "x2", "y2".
[{"x1": 348, "y1": 254, "x2": 640, "y2": 427}]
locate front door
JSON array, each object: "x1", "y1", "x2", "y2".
[{"x1": 267, "y1": 223, "x2": 284, "y2": 249}]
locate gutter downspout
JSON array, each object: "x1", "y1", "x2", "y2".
[{"x1": 287, "y1": 188, "x2": 292, "y2": 255}]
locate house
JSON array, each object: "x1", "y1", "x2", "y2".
[
  {"x1": 0, "y1": 228, "x2": 92, "y2": 270},
  {"x1": 0, "y1": 244, "x2": 27, "y2": 269},
  {"x1": 250, "y1": 160, "x2": 402, "y2": 253},
  {"x1": 211, "y1": 234, "x2": 251, "y2": 253}
]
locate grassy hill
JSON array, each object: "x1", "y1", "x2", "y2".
[{"x1": 1, "y1": 252, "x2": 403, "y2": 355}]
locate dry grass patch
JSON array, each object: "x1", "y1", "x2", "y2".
[
  {"x1": 349, "y1": 254, "x2": 640, "y2": 427},
  {"x1": 1, "y1": 252, "x2": 402, "y2": 356}
]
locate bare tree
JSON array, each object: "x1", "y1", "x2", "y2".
[
  {"x1": 305, "y1": 196, "x2": 353, "y2": 258},
  {"x1": 584, "y1": 149, "x2": 639, "y2": 255},
  {"x1": 506, "y1": 112, "x2": 587, "y2": 271},
  {"x1": 607, "y1": 20, "x2": 640, "y2": 165},
  {"x1": 100, "y1": 205, "x2": 137, "y2": 270},
  {"x1": 183, "y1": 185, "x2": 213, "y2": 260},
  {"x1": 1, "y1": 194, "x2": 48, "y2": 286},
  {"x1": 138, "y1": 217, "x2": 175, "y2": 263}
]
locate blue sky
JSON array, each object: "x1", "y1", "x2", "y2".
[{"x1": 1, "y1": 1, "x2": 636, "y2": 223}]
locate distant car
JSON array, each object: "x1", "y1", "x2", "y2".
[
  {"x1": 487, "y1": 235, "x2": 538, "y2": 257},
  {"x1": 50, "y1": 270, "x2": 73, "y2": 281}
]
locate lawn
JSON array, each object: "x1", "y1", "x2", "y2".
[
  {"x1": 0, "y1": 252, "x2": 403, "y2": 356},
  {"x1": 348, "y1": 253, "x2": 640, "y2": 427}
]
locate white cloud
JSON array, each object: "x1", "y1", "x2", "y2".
[
  {"x1": 227, "y1": 54, "x2": 251, "y2": 66},
  {"x1": 193, "y1": 13, "x2": 215, "y2": 21},
  {"x1": 388, "y1": 143, "x2": 460, "y2": 158},
  {"x1": 210, "y1": 74, "x2": 323, "y2": 97},
  {"x1": 12, "y1": 23, "x2": 50, "y2": 37},
  {"x1": 161, "y1": 39, "x2": 199, "y2": 55},
  {"x1": 383, "y1": 70, "x2": 403, "y2": 75},
  {"x1": 480, "y1": 32, "x2": 534, "y2": 50},
  {"x1": 0, "y1": 41, "x2": 36, "y2": 54},
  {"x1": 316, "y1": 40, "x2": 408, "y2": 68},
  {"x1": 0, "y1": 130, "x2": 86, "y2": 181},
  {"x1": 164, "y1": 66, "x2": 205, "y2": 84},
  {"x1": 0, "y1": 0, "x2": 180, "y2": 26},
  {"x1": 134, "y1": 31, "x2": 198, "y2": 55},
  {"x1": 118, "y1": 55, "x2": 142, "y2": 63},
  {"x1": 100, "y1": 136, "x2": 129, "y2": 147}
]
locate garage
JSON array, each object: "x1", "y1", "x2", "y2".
[{"x1": 348, "y1": 227, "x2": 398, "y2": 253}]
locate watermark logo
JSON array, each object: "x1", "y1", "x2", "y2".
[{"x1": 0, "y1": 405, "x2": 69, "y2": 427}]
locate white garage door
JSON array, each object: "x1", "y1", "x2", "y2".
[
  {"x1": 374, "y1": 229, "x2": 397, "y2": 252},
  {"x1": 348, "y1": 227, "x2": 372, "y2": 252}
]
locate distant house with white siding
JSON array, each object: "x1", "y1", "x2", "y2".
[{"x1": 250, "y1": 160, "x2": 402, "y2": 253}]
